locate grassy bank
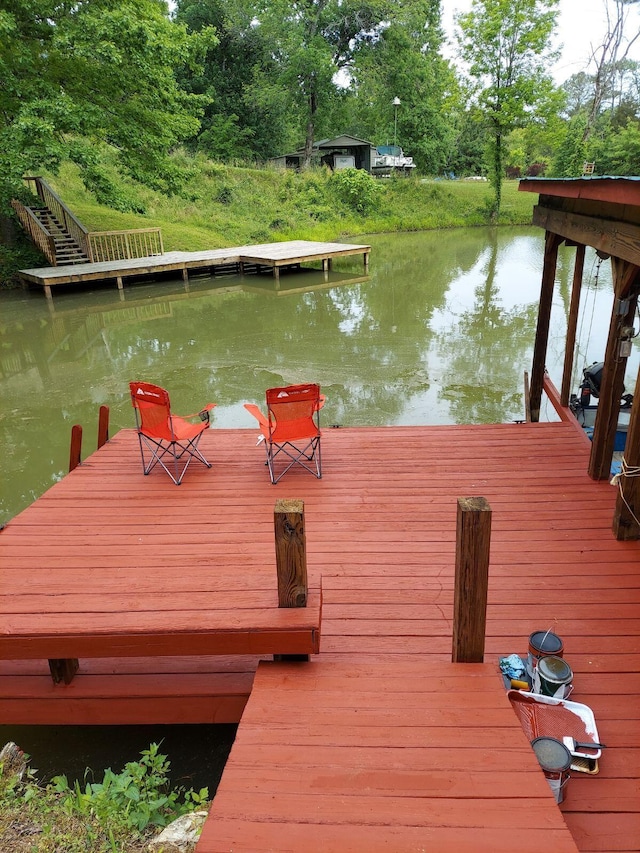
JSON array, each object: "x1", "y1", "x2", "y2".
[{"x1": 2, "y1": 152, "x2": 536, "y2": 285}]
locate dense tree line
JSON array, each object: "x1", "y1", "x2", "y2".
[{"x1": 2, "y1": 0, "x2": 640, "y2": 222}]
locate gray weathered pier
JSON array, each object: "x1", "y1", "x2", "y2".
[{"x1": 19, "y1": 239, "x2": 371, "y2": 299}]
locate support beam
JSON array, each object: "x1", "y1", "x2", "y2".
[
  {"x1": 274, "y1": 499, "x2": 308, "y2": 608},
  {"x1": 530, "y1": 232, "x2": 563, "y2": 422},
  {"x1": 452, "y1": 497, "x2": 492, "y2": 663},
  {"x1": 561, "y1": 244, "x2": 586, "y2": 406},
  {"x1": 69, "y1": 424, "x2": 82, "y2": 473},
  {"x1": 274, "y1": 499, "x2": 309, "y2": 662},
  {"x1": 48, "y1": 657, "x2": 79, "y2": 685},
  {"x1": 613, "y1": 359, "x2": 640, "y2": 539},
  {"x1": 97, "y1": 405, "x2": 110, "y2": 450},
  {"x1": 588, "y1": 260, "x2": 640, "y2": 480}
]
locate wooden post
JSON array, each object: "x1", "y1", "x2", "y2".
[
  {"x1": 561, "y1": 243, "x2": 585, "y2": 406},
  {"x1": 54, "y1": 427, "x2": 83, "y2": 683},
  {"x1": 523, "y1": 371, "x2": 531, "y2": 422},
  {"x1": 530, "y1": 231, "x2": 562, "y2": 422},
  {"x1": 588, "y1": 259, "x2": 640, "y2": 480},
  {"x1": 69, "y1": 424, "x2": 82, "y2": 472},
  {"x1": 452, "y1": 497, "x2": 492, "y2": 663},
  {"x1": 97, "y1": 405, "x2": 110, "y2": 449},
  {"x1": 613, "y1": 358, "x2": 640, "y2": 539},
  {"x1": 274, "y1": 499, "x2": 308, "y2": 608},
  {"x1": 48, "y1": 658, "x2": 79, "y2": 685}
]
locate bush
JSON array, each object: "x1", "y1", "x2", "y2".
[{"x1": 330, "y1": 168, "x2": 381, "y2": 215}]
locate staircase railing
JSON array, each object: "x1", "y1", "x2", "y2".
[
  {"x1": 16, "y1": 177, "x2": 165, "y2": 266},
  {"x1": 89, "y1": 228, "x2": 164, "y2": 263},
  {"x1": 10, "y1": 199, "x2": 57, "y2": 266},
  {"x1": 23, "y1": 176, "x2": 91, "y2": 260}
]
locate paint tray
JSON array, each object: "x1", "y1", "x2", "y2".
[{"x1": 508, "y1": 690, "x2": 602, "y2": 761}]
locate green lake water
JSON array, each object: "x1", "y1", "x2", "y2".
[{"x1": 0, "y1": 225, "x2": 636, "y2": 786}]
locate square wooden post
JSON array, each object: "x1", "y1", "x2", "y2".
[
  {"x1": 274, "y1": 499, "x2": 308, "y2": 608},
  {"x1": 274, "y1": 499, "x2": 309, "y2": 661},
  {"x1": 452, "y1": 497, "x2": 492, "y2": 663}
]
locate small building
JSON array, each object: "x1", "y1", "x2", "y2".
[{"x1": 270, "y1": 135, "x2": 376, "y2": 173}]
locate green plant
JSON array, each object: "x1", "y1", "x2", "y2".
[
  {"x1": 330, "y1": 168, "x2": 381, "y2": 215},
  {"x1": 51, "y1": 743, "x2": 208, "y2": 832}
]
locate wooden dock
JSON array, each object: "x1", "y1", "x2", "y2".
[
  {"x1": 1, "y1": 422, "x2": 638, "y2": 851},
  {"x1": 18, "y1": 240, "x2": 371, "y2": 298}
]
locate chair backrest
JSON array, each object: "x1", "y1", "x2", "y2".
[
  {"x1": 129, "y1": 381, "x2": 174, "y2": 441},
  {"x1": 266, "y1": 384, "x2": 321, "y2": 442}
]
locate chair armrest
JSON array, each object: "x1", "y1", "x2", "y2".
[
  {"x1": 244, "y1": 403, "x2": 269, "y2": 432},
  {"x1": 178, "y1": 403, "x2": 216, "y2": 422}
]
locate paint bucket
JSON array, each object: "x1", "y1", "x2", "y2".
[
  {"x1": 527, "y1": 630, "x2": 564, "y2": 677},
  {"x1": 533, "y1": 655, "x2": 573, "y2": 699},
  {"x1": 531, "y1": 737, "x2": 571, "y2": 803}
]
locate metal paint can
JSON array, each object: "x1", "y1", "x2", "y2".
[
  {"x1": 531, "y1": 737, "x2": 571, "y2": 803},
  {"x1": 527, "y1": 630, "x2": 564, "y2": 677},
  {"x1": 533, "y1": 655, "x2": 573, "y2": 699}
]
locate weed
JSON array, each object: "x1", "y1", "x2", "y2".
[{"x1": 0, "y1": 743, "x2": 208, "y2": 853}]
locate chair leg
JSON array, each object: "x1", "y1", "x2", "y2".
[{"x1": 137, "y1": 434, "x2": 211, "y2": 485}]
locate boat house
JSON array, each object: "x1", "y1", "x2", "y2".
[
  {"x1": 520, "y1": 176, "x2": 640, "y2": 539},
  {"x1": 270, "y1": 134, "x2": 376, "y2": 172}
]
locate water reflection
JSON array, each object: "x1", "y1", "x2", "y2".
[{"x1": 1, "y1": 226, "x2": 637, "y2": 523}]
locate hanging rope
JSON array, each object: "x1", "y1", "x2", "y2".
[
  {"x1": 611, "y1": 458, "x2": 640, "y2": 528},
  {"x1": 572, "y1": 253, "x2": 603, "y2": 393}
]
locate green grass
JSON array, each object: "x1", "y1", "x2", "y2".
[
  {"x1": 2, "y1": 151, "x2": 536, "y2": 285},
  {"x1": 48, "y1": 153, "x2": 535, "y2": 247}
]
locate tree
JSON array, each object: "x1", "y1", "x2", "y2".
[
  {"x1": 250, "y1": 0, "x2": 389, "y2": 164},
  {"x1": 456, "y1": 0, "x2": 559, "y2": 217},
  {"x1": 0, "y1": 0, "x2": 215, "y2": 212},
  {"x1": 348, "y1": 1, "x2": 454, "y2": 173},
  {"x1": 174, "y1": 0, "x2": 299, "y2": 160},
  {"x1": 582, "y1": 0, "x2": 640, "y2": 140}
]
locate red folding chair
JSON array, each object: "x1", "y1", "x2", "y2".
[
  {"x1": 244, "y1": 383, "x2": 324, "y2": 484},
  {"x1": 129, "y1": 381, "x2": 215, "y2": 485}
]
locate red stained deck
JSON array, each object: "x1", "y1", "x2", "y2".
[{"x1": 1, "y1": 422, "x2": 639, "y2": 851}]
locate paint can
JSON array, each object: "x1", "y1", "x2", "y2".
[
  {"x1": 533, "y1": 655, "x2": 573, "y2": 699},
  {"x1": 531, "y1": 737, "x2": 571, "y2": 803},
  {"x1": 527, "y1": 630, "x2": 564, "y2": 677}
]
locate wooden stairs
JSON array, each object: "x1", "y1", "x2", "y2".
[{"x1": 30, "y1": 205, "x2": 89, "y2": 265}]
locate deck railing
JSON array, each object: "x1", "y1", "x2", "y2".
[
  {"x1": 88, "y1": 228, "x2": 164, "y2": 263},
  {"x1": 10, "y1": 199, "x2": 57, "y2": 266},
  {"x1": 23, "y1": 176, "x2": 91, "y2": 260},
  {"x1": 14, "y1": 177, "x2": 165, "y2": 265}
]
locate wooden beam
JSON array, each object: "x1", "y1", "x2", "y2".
[
  {"x1": 48, "y1": 657, "x2": 79, "y2": 685},
  {"x1": 561, "y1": 244, "x2": 585, "y2": 406},
  {"x1": 452, "y1": 497, "x2": 492, "y2": 664},
  {"x1": 588, "y1": 260, "x2": 640, "y2": 480},
  {"x1": 530, "y1": 231, "x2": 563, "y2": 422},
  {"x1": 274, "y1": 499, "x2": 310, "y2": 662},
  {"x1": 69, "y1": 424, "x2": 82, "y2": 472},
  {"x1": 97, "y1": 405, "x2": 109, "y2": 450},
  {"x1": 533, "y1": 204, "x2": 640, "y2": 267},
  {"x1": 613, "y1": 359, "x2": 640, "y2": 539},
  {"x1": 274, "y1": 499, "x2": 308, "y2": 608}
]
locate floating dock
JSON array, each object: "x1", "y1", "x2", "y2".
[{"x1": 18, "y1": 240, "x2": 371, "y2": 298}]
